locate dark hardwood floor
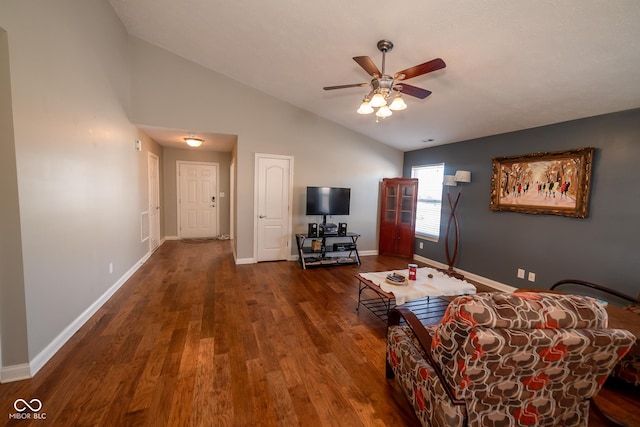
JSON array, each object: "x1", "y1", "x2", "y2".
[{"x1": 1, "y1": 240, "x2": 637, "y2": 426}]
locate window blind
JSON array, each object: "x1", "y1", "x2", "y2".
[{"x1": 411, "y1": 163, "x2": 445, "y2": 240}]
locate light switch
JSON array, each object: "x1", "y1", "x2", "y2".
[{"x1": 220, "y1": 192, "x2": 225, "y2": 197}]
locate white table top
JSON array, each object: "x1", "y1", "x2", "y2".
[{"x1": 358, "y1": 267, "x2": 476, "y2": 305}]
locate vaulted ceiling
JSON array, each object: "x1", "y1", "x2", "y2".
[{"x1": 110, "y1": 0, "x2": 640, "y2": 152}]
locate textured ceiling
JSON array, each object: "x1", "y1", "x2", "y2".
[{"x1": 110, "y1": 0, "x2": 640, "y2": 152}]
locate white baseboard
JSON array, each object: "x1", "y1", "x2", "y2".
[
  {"x1": 164, "y1": 235, "x2": 179, "y2": 241},
  {"x1": 0, "y1": 363, "x2": 31, "y2": 383},
  {"x1": 358, "y1": 250, "x2": 378, "y2": 257},
  {"x1": 235, "y1": 257, "x2": 255, "y2": 265},
  {"x1": 2, "y1": 248, "x2": 157, "y2": 383},
  {"x1": 413, "y1": 255, "x2": 516, "y2": 293}
]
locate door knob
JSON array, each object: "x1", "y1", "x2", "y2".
[{"x1": 259, "y1": 215, "x2": 266, "y2": 218}]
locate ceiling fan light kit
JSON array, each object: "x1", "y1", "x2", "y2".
[
  {"x1": 389, "y1": 95, "x2": 407, "y2": 111},
  {"x1": 357, "y1": 98, "x2": 374, "y2": 114},
  {"x1": 324, "y1": 40, "x2": 446, "y2": 122},
  {"x1": 376, "y1": 105, "x2": 393, "y2": 118},
  {"x1": 369, "y1": 92, "x2": 387, "y2": 108}
]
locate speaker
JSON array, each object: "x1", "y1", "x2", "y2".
[
  {"x1": 308, "y1": 223, "x2": 318, "y2": 237},
  {"x1": 338, "y1": 223, "x2": 347, "y2": 236}
]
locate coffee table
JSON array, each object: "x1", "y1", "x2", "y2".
[{"x1": 356, "y1": 266, "x2": 477, "y2": 324}]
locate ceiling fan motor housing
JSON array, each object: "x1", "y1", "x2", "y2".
[
  {"x1": 371, "y1": 75, "x2": 396, "y2": 95},
  {"x1": 377, "y1": 40, "x2": 394, "y2": 53}
]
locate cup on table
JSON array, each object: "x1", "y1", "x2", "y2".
[{"x1": 408, "y1": 264, "x2": 417, "y2": 280}]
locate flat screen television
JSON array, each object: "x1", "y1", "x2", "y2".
[{"x1": 306, "y1": 186, "x2": 351, "y2": 216}]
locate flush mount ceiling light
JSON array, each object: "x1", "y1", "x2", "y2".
[
  {"x1": 323, "y1": 40, "x2": 446, "y2": 122},
  {"x1": 184, "y1": 135, "x2": 203, "y2": 147}
]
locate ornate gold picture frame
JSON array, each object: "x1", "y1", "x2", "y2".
[{"x1": 489, "y1": 147, "x2": 595, "y2": 218}]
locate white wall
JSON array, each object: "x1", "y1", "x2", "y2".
[
  {"x1": 129, "y1": 38, "x2": 404, "y2": 260},
  {"x1": 0, "y1": 1, "x2": 154, "y2": 371}
]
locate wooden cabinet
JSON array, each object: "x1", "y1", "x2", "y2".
[{"x1": 378, "y1": 178, "x2": 418, "y2": 258}]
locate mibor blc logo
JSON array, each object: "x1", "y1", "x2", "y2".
[{"x1": 9, "y1": 398, "x2": 46, "y2": 420}]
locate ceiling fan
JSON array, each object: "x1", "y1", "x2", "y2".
[{"x1": 323, "y1": 40, "x2": 446, "y2": 119}]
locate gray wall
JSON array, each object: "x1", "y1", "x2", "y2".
[
  {"x1": 405, "y1": 109, "x2": 640, "y2": 297},
  {"x1": 0, "y1": 0, "x2": 402, "y2": 374},
  {"x1": 0, "y1": 29, "x2": 29, "y2": 367},
  {"x1": 0, "y1": 1, "x2": 162, "y2": 369}
]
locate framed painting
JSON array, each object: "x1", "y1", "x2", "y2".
[{"x1": 489, "y1": 147, "x2": 595, "y2": 218}]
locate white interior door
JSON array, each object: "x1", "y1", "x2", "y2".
[
  {"x1": 178, "y1": 161, "x2": 218, "y2": 239},
  {"x1": 256, "y1": 154, "x2": 293, "y2": 261},
  {"x1": 148, "y1": 153, "x2": 160, "y2": 252}
]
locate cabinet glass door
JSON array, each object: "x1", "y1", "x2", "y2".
[
  {"x1": 385, "y1": 186, "x2": 397, "y2": 223},
  {"x1": 400, "y1": 185, "x2": 414, "y2": 224}
]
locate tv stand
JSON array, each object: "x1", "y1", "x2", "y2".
[{"x1": 295, "y1": 232, "x2": 361, "y2": 269}]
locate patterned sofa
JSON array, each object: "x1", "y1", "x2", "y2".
[
  {"x1": 548, "y1": 279, "x2": 640, "y2": 387},
  {"x1": 386, "y1": 292, "x2": 636, "y2": 427}
]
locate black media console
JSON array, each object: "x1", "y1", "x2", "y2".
[{"x1": 295, "y1": 232, "x2": 361, "y2": 269}]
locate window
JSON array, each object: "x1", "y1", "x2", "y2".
[{"x1": 411, "y1": 163, "x2": 445, "y2": 240}]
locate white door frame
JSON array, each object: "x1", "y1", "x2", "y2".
[
  {"x1": 253, "y1": 153, "x2": 294, "y2": 262},
  {"x1": 148, "y1": 152, "x2": 160, "y2": 252},
  {"x1": 176, "y1": 161, "x2": 220, "y2": 239},
  {"x1": 230, "y1": 158, "x2": 235, "y2": 240}
]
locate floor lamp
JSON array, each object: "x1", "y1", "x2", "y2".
[{"x1": 442, "y1": 170, "x2": 471, "y2": 279}]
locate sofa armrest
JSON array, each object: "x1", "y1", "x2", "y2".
[
  {"x1": 551, "y1": 279, "x2": 637, "y2": 304},
  {"x1": 389, "y1": 307, "x2": 465, "y2": 405}
]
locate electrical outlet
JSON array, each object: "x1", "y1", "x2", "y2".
[
  {"x1": 419, "y1": 242, "x2": 424, "y2": 249},
  {"x1": 528, "y1": 272, "x2": 536, "y2": 282},
  {"x1": 517, "y1": 268, "x2": 525, "y2": 279}
]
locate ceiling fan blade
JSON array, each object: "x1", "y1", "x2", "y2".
[
  {"x1": 323, "y1": 83, "x2": 369, "y2": 90},
  {"x1": 398, "y1": 84, "x2": 432, "y2": 99},
  {"x1": 394, "y1": 58, "x2": 446, "y2": 81},
  {"x1": 353, "y1": 56, "x2": 381, "y2": 77}
]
